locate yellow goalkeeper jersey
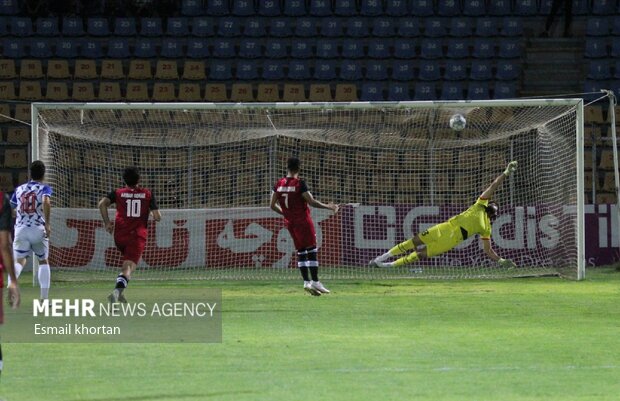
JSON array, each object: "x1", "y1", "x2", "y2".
[{"x1": 448, "y1": 197, "x2": 492, "y2": 240}]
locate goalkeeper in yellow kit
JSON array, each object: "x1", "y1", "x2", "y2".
[{"x1": 370, "y1": 161, "x2": 518, "y2": 269}]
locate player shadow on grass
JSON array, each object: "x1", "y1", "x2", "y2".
[{"x1": 73, "y1": 390, "x2": 256, "y2": 401}]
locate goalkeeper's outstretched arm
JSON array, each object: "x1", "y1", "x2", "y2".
[
  {"x1": 482, "y1": 234, "x2": 516, "y2": 269},
  {"x1": 480, "y1": 161, "x2": 517, "y2": 199}
]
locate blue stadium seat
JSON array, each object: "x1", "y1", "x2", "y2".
[
  {"x1": 80, "y1": 38, "x2": 103, "y2": 58},
  {"x1": 514, "y1": 0, "x2": 537, "y2": 16},
  {"x1": 291, "y1": 40, "x2": 313, "y2": 58},
  {"x1": 295, "y1": 17, "x2": 317, "y2": 37},
  {"x1": 614, "y1": 61, "x2": 620, "y2": 79},
  {"x1": 475, "y1": 18, "x2": 497, "y2": 37},
  {"x1": 394, "y1": 39, "x2": 416, "y2": 59},
  {"x1": 339, "y1": 60, "x2": 363, "y2": 80},
  {"x1": 288, "y1": 59, "x2": 311, "y2": 80},
  {"x1": 500, "y1": 18, "x2": 523, "y2": 37},
  {"x1": 140, "y1": 18, "x2": 163, "y2": 36},
  {"x1": 496, "y1": 60, "x2": 520, "y2": 80},
  {"x1": 107, "y1": 38, "x2": 131, "y2": 58},
  {"x1": 258, "y1": 0, "x2": 281, "y2": 16},
  {"x1": 586, "y1": 18, "x2": 610, "y2": 36},
  {"x1": 612, "y1": 40, "x2": 620, "y2": 58},
  {"x1": 314, "y1": 59, "x2": 337, "y2": 80},
  {"x1": 368, "y1": 39, "x2": 391, "y2": 58},
  {"x1": 187, "y1": 38, "x2": 210, "y2": 58},
  {"x1": 232, "y1": 0, "x2": 255, "y2": 16},
  {"x1": 209, "y1": 60, "x2": 232, "y2": 80},
  {"x1": 572, "y1": 0, "x2": 589, "y2": 15},
  {"x1": 608, "y1": 80, "x2": 620, "y2": 98},
  {"x1": 488, "y1": 0, "x2": 511, "y2": 15},
  {"x1": 262, "y1": 60, "x2": 285, "y2": 80},
  {"x1": 244, "y1": 18, "x2": 267, "y2": 37},
  {"x1": 392, "y1": 60, "x2": 415, "y2": 81},
  {"x1": 539, "y1": 0, "x2": 554, "y2": 14},
  {"x1": 472, "y1": 38, "x2": 495, "y2": 58},
  {"x1": 182, "y1": 0, "x2": 205, "y2": 16},
  {"x1": 361, "y1": 82, "x2": 385, "y2": 101},
  {"x1": 342, "y1": 40, "x2": 365, "y2": 58},
  {"x1": 587, "y1": 60, "x2": 612, "y2": 80},
  {"x1": 346, "y1": 17, "x2": 370, "y2": 37},
  {"x1": 310, "y1": 0, "x2": 333, "y2": 16},
  {"x1": 239, "y1": 38, "x2": 262, "y2": 58},
  {"x1": 87, "y1": 18, "x2": 109, "y2": 36},
  {"x1": 2, "y1": 38, "x2": 24, "y2": 58},
  {"x1": 592, "y1": 0, "x2": 614, "y2": 15},
  {"x1": 167, "y1": 17, "x2": 190, "y2": 36},
  {"x1": 583, "y1": 80, "x2": 603, "y2": 94},
  {"x1": 0, "y1": 18, "x2": 7, "y2": 36},
  {"x1": 270, "y1": 18, "x2": 293, "y2": 37},
  {"x1": 114, "y1": 17, "x2": 137, "y2": 36},
  {"x1": 414, "y1": 82, "x2": 437, "y2": 100},
  {"x1": 134, "y1": 38, "x2": 158, "y2": 58},
  {"x1": 373, "y1": 18, "x2": 395, "y2": 37},
  {"x1": 334, "y1": 0, "x2": 357, "y2": 16},
  {"x1": 467, "y1": 81, "x2": 490, "y2": 100},
  {"x1": 365, "y1": 61, "x2": 389, "y2": 80},
  {"x1": 424, "y1": 18, "x2": 447, "y2": 37},
  {"x1": 55, "y1": 38, "x2": 79, "y2": 58},
  {"x1": 419, "y1": 39, "x2": 443, "y2": 59},
  {"x1": 438, "y1": 0, "x2": 460, "y2": 16},
  {"x1": 446, "y1": 38, "x2": 469, "y2": 58},
  {"x1": 441, "y1": 81, "x2": 465, "y2": 100},
  {"x1": 192, "y1": 17, "x2": 216, "y2": 36},
  {"x1": 217, "y1": 17, "x2": 242, "y2": 36},
  {"x1": 444, "y1": 60, "x2": 468, "y2": 80},
  {"x1": 207, "y1": 0, "x2": 230, "y2": 15},
  {"x1": 320, "y1": 17, "x2": 343, "y2": 37},
  {"x1": 284, "y1": 0, "x2": 307, "y2": 16},
  {"x1": 494, "y1": 81, "x2": 516, "y2": 99},
  {"x1": 386, "y1": 0, "x2": 409, "y2": 16},
  {"x1": 62, "y1": 17, "x2": 84, "y2": 36},
  {"x1": 236, "y1": 60, "x2": 259, "y2": 80},
  {"x1": 161, "y1": 38, "x2": 185, "y2": 58},
  {"x1": 360, "y1": 0, "x2": 383, "y2": 16},
  {"x1": 388, "y1": 82, "x2": 411, "y2": 101},
  {"x1": 498, "y1": 39, "x2": 521, "y2": 58},
  {"x1": 463, "y1": 0, "x2": 486, "y2": 16},
  {"x1": 470, "y1": 60, "x2": 493, "y2": 80},
  {"x1": 449, "y1": 18, "x2": 472, "y2": 37},
  {"x1": 397, "y1": 18, "x2": 420, "y2": 37},
  {"x1": 411, "y1": 0, "x2": 434, "y2": 16},
  {"x1": 36, "y1": 18, "x2": 59, "y2": 36},
  {"x1": 265, "y1": 40, "x2": 288, "y2": 58},
  {"x1": 0, "y1": 0, "x2": 18, "y2": 15},
  {"x1": 212, "y1": 38, "x2": 236, "y2": 58},
  {"x1": 584, "y1": 38, "x2": 608, "y2": 58},
  {"x1": 612, "y1": 16, "x2": 620, "y2": 36},
  {"x1": 11, "y1": 17, "x2": 32, "y2": 36},
  {"x1": 30, "y1": 39, "x2": 52, "y2": 58},
  {"x1": 418, "y1": 60, "x2": 441, "y2": 81},
  {"x1": 316, "y1": 39, "x2": 339, "y2": 58}
]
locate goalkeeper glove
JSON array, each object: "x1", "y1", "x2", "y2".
[
  {"x1": 503, "y1": 161, "x2": 518, "y2": 176},
  {"x1": 498, "y1": 258, "x2": 516, "y2": 269}
]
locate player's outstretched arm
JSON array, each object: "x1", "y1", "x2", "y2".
[
  {"x1": 479, "y1": 161, "x2": 518, "y2": 199},
  {"x1": 270, "y1": 192, "x2": 283, "y2": 216},
  {"x1": 0, "y1": 231, "x2": 19, "y2": 308},
  {"x1": 98, "y1": 197, "x2": 114, "y2": 234},
  {"x1": 482, "y1": 238, "x2": 516, "y2": 269},
  {"x1": 301, "y1": 192, "x2": 339, "y2": 214}
]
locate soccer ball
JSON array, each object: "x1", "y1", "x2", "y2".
[{"x1": 449, "y1": 114, "x2": 467, "y2": 131}]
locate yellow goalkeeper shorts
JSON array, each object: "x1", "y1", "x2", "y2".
[{"x1": 419, "y1": 221, "x2": 465, "y2": 258}]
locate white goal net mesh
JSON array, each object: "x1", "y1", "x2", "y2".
[{"x1": 34, "y1": 102, "x2": 582, "y2": 281}]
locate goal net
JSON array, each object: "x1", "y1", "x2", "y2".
[{"x1": 32, "y1": 101, "x2": 585, "y2": 281}]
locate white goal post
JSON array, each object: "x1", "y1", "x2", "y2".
[{"x1": 31, "y1": 100, "x2": 585, "y2": 281}]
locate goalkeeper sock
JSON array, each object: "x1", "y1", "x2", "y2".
[
  {"x1": 389, "y1": 239, "x2": 416, "y2": 257},
  {"x1": 393, "y1": 252, "x2": 419, "y2": 267},
  {"x1": 297, "y1": 250, "x2": 309, "y2": 281},
  {"x1": 38, "y1": 264, "x2": 50, "y2": 299},
  {"x1": 307, "y1": 247, "x2": 319, "y2": 281},
  {"x1": 115, "y1": 274, "x2": 128, "y2": 294}
]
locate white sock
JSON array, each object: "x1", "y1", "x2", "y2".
[
  {"x1": 375, "y1": 252, "x2": 392, "y2": 263},
  {"x1": 7, "y1": 263, "x2": 23, "y2": 287},
  {"x1": 38, "y1": 264, "x2": 51, "y2": 299}
]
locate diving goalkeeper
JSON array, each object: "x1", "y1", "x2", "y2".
[{"x1": 369, "y1": 161, "x2": 518, "y2": 269}]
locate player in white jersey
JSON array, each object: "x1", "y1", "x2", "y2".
[{"x1": 9, "y1": 161, "x2": 52, "y2": 299}]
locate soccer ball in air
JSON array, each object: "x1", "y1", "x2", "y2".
[{"x1": 449, "y1": 114, "x2": 467, "y2": 131}]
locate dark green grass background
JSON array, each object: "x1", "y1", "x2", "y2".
[{"x1": 1, "y1": 268, "x2": 619, "y2": 401}]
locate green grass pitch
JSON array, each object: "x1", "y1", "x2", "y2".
[{"x1": 2, "y1": 268, "x2": 620, "y2": 401}]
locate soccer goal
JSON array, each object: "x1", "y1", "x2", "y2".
[{"x1": 32, "y1": 100, "x2": 585, "y2": 281}]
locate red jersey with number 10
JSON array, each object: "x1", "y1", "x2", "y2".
[
  {"x1": 274, "y1": 176, "x2": 311, "y2": 223},
  {"x1": 107, "y1": 186, "x2": 158, "y2": 239}
]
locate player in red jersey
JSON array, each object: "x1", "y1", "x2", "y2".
[
  {"x1": 98, "y1": 167, "x2": 161, "y2": 303},
  {"x1": 270, "y1": 157, "x2": 339, "y2": 296},
  {"x1": 0, "y1": 190, "x2": 21, "y2": 378}
]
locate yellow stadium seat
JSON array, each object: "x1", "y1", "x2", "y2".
[
  {"x1": 72, "y1": 82, "x2": 95, "y2": 101},
  {"x1": 4, "y1": 148, "x2": 28, "y2": 168},
  {"x1": 74, "y1": 59, "x2": 98, "y2": 80},
  {"x1": 100, "y1": 59, "x2": 125, "y2": 80},
  {"x1": 17, "y1": 170, "x2": 28, "y2": 185},
  {"x1": 178, "y1": 82, "x2": 202, "y2": 101},
  {"x1": 0, "y1": 172, "x2": 12, "y2": 192},
  {"x1": 182, "y1": 61, "x2": 206, "y2": 80},
  {"x1": 0, "y1": 59, "x2": 17, "y2": 79},
  {"x1": 125, "y1": 81, "x2": 149, "y2": 101},
  {"x1": 47, "y1": 60, "x2": 70, "y2": 79},
  {"x1": 98, "y1": 81, "x2": 123, "y2": 101},
  {"x1": 230, "y1": 83, "x2": 254, "y2": 102},
  {"x1": 256, "y1": 83, "x2": 280, "y2": 102},
  {"x1": 596, "y1": 192, "x2": 617, "y2": 204},
  {"x1": 154, "y1": 60, "x2": 179, "y2": 80},
  {"x1": 205, "y1": 83, "x2": 228, "y2": 102},
  {"x1": 152, "y1": 82, "x2": 177, "y2": 101},
  {"x1": 14, "y1": 104, "x2": 30, "y2": 122},
  {"x1": 308, "y1": 84, "x2": 333, "y2": 102},
  {"x1": 0, "y1": 103, "x2": 10, "y2": 123},
  {"x1": 599, "y1": 149, "x2": 615, "y2": 170},
  {"x1": 6, "y1": 126, "x2": 29, "y2": 143},
  {"x1": 282, "y1": 84, "x2": 306, "y2": 102},
  {"x1": 128, "y1": 60, "x2": 153, "y2": 80},
  {"x1": 585, "y1": 106, "x2": 604, "y2": 124},
  {"x1": 19, "y1": 80, "x2": 43, "y2": 100},
  {"x1": 602, "y1": 172, "x2": 616, "y2": 192},
  {"x1": 20, "y1": 59, "x2": 44, "y2": 79},
  {"x1": 46, "y1": 81, "x2": 70, "y2": 101},
  {"x1": 0, "y1": 82, "x2": 16, "y2": 100},
  {"x1": 334, "y1": 83, "x2": 358, "y2": 101}
]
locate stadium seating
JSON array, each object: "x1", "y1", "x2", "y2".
[
  {"x1": 30, "y1": 39, "x2": 52, "y2": 58},
  {"x1": 87, "y1": 18, "x2": 110, "y2": 36},
  {"x1": 81, "y1": 39, "x2": 104, "y2": 59},
  {"x1": 36, "y1": 18, "x2": 59, "y2": 36},
  {"x1": 114, "y1": 17, "x2": 137, "y2": 36},
  {"x1": 62, "y1": 17, "x2": 84, "y2": 36},
  {"x1": 167, "y1": 18, "x2": 190, "y2": 36},
  {"x1": 11, "y1": 17, "x2": 32, "y2": 36}
]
